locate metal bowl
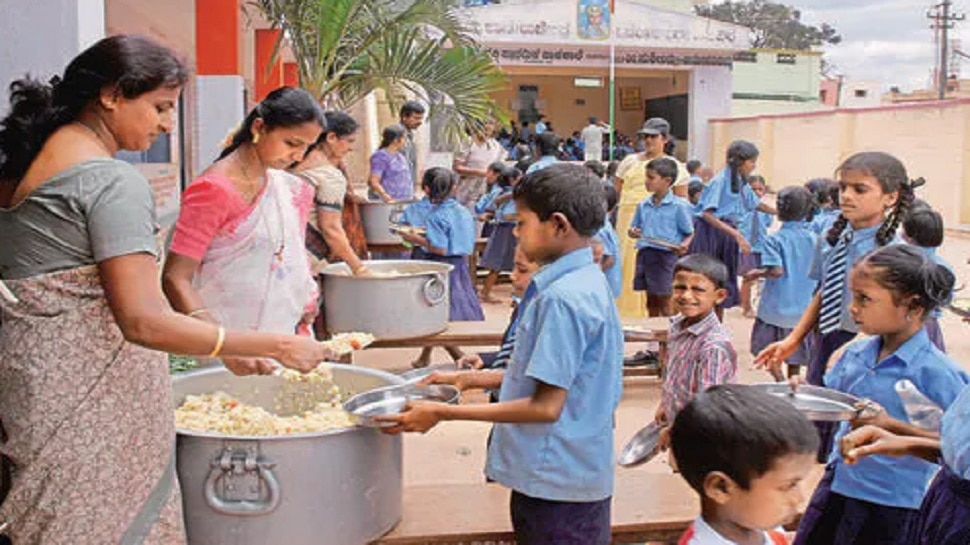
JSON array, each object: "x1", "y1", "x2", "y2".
[
  {"x1": 343, "y1": 384, "x2": 461, "y2": 427},
  {"x1": 617, "y1": 421, "x2": 664, "y2": 467},
  {"x1": 750, "y1": 383, "x2": 863, "y2": 421}
]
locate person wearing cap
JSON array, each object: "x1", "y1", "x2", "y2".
[{"x1": 614, "y1": 118, "x2": 689, "y2": 325}]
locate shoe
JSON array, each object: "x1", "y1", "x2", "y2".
[{"x1": 624, "y1": 350, "x2": 659, "y2": 367}]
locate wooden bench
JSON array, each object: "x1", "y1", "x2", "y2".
[
  {"x1": 374, "y1": 467, "x2": 823, "y2": 544},
  {"x1": 365, "y1": 320, "x2": 670, "y2": 380},
  {"x1": 367, "y1": 238, "x2": 490, "y2": 284}
]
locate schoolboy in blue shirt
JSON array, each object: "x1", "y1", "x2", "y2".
[
  {"x1": 628, "y1": 157, "x2": 694, "y2": 317},
  {"x1": 380, "y1": 163, "x2": 623, "y2": 545}
]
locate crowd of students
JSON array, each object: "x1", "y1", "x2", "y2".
[{"x1": 380, "y1": 139, "x2": 970, "y2": 545}]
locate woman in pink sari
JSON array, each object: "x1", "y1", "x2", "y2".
[
  {"x1": 163, "y1": 87, "x2": 326, "y2": 366},
  {"x1": 0, "y1": 36, "x2": 335, "y2": 545}
]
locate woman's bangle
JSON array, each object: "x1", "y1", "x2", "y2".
[
  {"x1": 208, "y1": 326, "x2": 226, "y2": 358},
  {"x1": 188, "y1": 308, "x2": 211, "y2": 318}
]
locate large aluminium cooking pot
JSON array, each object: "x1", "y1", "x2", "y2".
[
  {"x1": 320, "y1": 260, "x2": 452, "y2": 340},
  {"x1": 172, "y1": 365, "x2": 404, "y2": 545},
  {"x1": 359, "y1": 200, "x2": 415, "y2": 245}
]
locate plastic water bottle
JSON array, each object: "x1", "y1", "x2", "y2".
[{"x1": 895, "y1": 379, "x2": 943, "y2": 431}]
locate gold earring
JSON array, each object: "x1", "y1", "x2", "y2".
[{"x1": 252, "y1": 132, "x2": 260, "y2": 145}]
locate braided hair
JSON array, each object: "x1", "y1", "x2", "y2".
[
  {"x1": 423, "y1": 167, "x2": 458, "y2": 204},
  {"x1": 825, "y1": 152, "x2": 923, "y2": 247},
  {"x1": 725, "y1": 140, "x2": 759, "y2": 193},
  {"x1": 859, "y1": 245, "x2": 954, "y2": 319}
]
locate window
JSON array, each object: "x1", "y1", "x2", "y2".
[
  {"x1": 820, "y1": 89, "x2": 828, "y2": 102},
  {"x1": 776, "y1": 53, "x2": 796, "y2": 65},
  {"x1": 733, "y1": 51, "x2": 757, "y2": 63},
  {"x1": 854, "y1": 89, "x2": 868, "y2": 98}
]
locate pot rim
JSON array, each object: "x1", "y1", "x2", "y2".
[
  {"x1": 319, "y1": 259, "x2": 454, "y2": 279},
  {"x1": 171, "y1": 364, "x2": 404, "y2": 440}
]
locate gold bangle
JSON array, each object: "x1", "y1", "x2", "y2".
[
  {"x1": 188, "y1": 308, "x2": 210, "y2": 318},
  {"x1": 208, "y1": 326, "x2": 226, "y2": 358}
]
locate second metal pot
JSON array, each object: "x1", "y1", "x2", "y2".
[{"x1": 359, "y1": 201, "x2": 414, "y2": 245}]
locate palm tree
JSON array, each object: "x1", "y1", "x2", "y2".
[{"x1": 253, "y1": 0, "x2": 507, "y2": 144}]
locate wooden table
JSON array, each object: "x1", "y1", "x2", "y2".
[
  {"x1": 374, "y1": 466, "x2": 823, "y2": 544},
  {"x1": 366, "y1": 238, "x2": 489, "y2": 284},
  {"x1": 365, "y1": 319, "x2": 670, "y2": 380}
]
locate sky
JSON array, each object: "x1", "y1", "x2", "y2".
[{"x1": 722, "y1": 0, "x2": 970, "y2": 91}]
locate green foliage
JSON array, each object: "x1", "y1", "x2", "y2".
[
  {"x1": 169, "y1": 354, "x2": 198, "y2": 375},
  {"x1": 695, "y1": 0, "x2": 841, "y2": 51},
  {"x1": 253, "y1": 0, "x2": 508, "y2": 145}
]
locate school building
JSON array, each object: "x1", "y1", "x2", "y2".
[{"x1": 461, "y1": 0, "x2": 750, "y2": 162}]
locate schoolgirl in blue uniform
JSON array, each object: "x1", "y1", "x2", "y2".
[
  {"x1": 479, "y1": 166, "x2": 521, "y2": 303},
  {"x1": 839, "y1": 383, "x2": 970, "y2": 545},
  {"x1": 596, "y1": 183, "x2": 622, "y2": 298},
  {"x1": 805, "y1": 178, "x2": 841, "y2": 235},
  {"x1": 399, "y1": 173, "x2": 434, "y2": 259},
  {"x1": 400, "y1": 167, "x2": 484, "y2": 366},
  {"x1": 902, "y1": 200, "x2": 950, "y2": 352},
  {"x1": 794, "y1": 244, "x2": 970, "y2": 545},
  {"x1": 738, "y1": 174, "x2": 774, "y2": 318},
  {"x1": 744, "y1": 186, "x2": 818, "y2": 380},
  {"x1": 476, "y1": 161, "x2": 507, "y2": 238},
  {"x1": 689, "y1": 141, "x2": 775, "y2": 312}
]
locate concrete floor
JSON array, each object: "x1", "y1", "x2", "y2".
[{"x1": 354, "y1": 232, "x2": 970, "y2": 489}]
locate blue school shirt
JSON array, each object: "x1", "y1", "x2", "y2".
[
  {"x1": 740, "y1": 209, "x2": 774, "y2": 253},
  {"x1": 596, "y1": 221, "x2": 622, "y2": 297},
  {"x1": 757, "y1": 221, "x2": 818, "y2": 329},
  {"x1": 400, "y1": 197, "x2": 433, "y2": 228},
  {"x1": 629, "y1": 192, "x2": 694, "y2": 251},
  {"x1": 809, "y1": 224, "x2": 898, "y2": 333},
  {"x1": 525, "y1": 155, "x2": 558, "y2": 174},
  {"x1": 426, "y1": 198, "x2": 476, "y2": 256},
  {"x1": 474, "y1": 185, "x2": 502, "y2": 215},
  {"x1": 825, "y1": 329, "x2": 970, "y2": 509},
  {"x1": 485, "y1": 247, "x2": 624, "y2": 502},
  {"x1": 490, "y1": 189, "x2": 517, "y2": 223},
  {"x1": 697, "y1": 168, "x2": 762, "y2": 224},
  {"x1": 811, "y1": 209, "x2": 841, "y2": 235},
  {"x1": 942, "y1": 385, "x2": 970, "y2": 480}
]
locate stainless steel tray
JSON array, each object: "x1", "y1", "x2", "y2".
[
  {"x1": 343, "y1": 384, "x2": 460, "y2": 427},
  {"x1": 617, "y1": 421, "x2": 663, "y2": 467},
  {"x1": 750, "y1": 383, "x2": 862, "y2": 421}
]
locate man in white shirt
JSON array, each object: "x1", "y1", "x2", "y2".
[
  {"x1": 535, "y1": 114, "x2": 548, "y2": 135},
  {"x1": 581, "y1": 116, "x2": 611, "y2": 163}
]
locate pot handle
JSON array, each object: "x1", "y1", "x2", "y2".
[
  {"x1": 204, "y1": 450, "x2": 281, "y2": 517},
  {"x1": 423, "y1": 273, "x2": 448, "y2": 306},
  {"x1": 388, "y1": 204, "x2": 405, "y2": 225}
]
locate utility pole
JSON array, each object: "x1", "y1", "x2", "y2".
[{"x1": 928, "y1": 0, "x2": 965, "y2": 100}]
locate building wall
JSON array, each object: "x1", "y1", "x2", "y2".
[
  {"x1": 709, "y1": 99, "x2": 970, "y2": 227},
  {"x1": 732, "y1": 50, "x2": 822, "y2": 101},
  {"x1": 839, "y1": 81, "x2": 882, "y2": 109},
  {"x1": 731, "y1": 98, "x2": 830, "y2": 118},
  {"x1": 491, "y1": 67, "x2": 689, "y2": 139}
]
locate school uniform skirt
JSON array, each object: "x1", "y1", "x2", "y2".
[
  {"x1": 737, "y1": 251, "x2": 762, "y2": 275},
  {"x1": 909, "y1": 466, "x2": 970, "y2": 545},
  {"x1": 750, "y1": 318, "x2": 815, "y2": 366},
  {"x1": 924, "y1": 317, "x2": 946, "y2": 353},
  {"x1": 424, "y1": 254, "x2": 484, "y2": 322},
  {"x1": 481, "y1": 222, "x2": 516, "y2": 272},
  {"x1": 794, "y1": 465, "x2": 920, "y2": 545},
  {"x1": 688, "y1": 216, "x2": 740, "y2": 308},
  {"x1": 633, "y1": 247, "x2": 678, "y2": 295}
]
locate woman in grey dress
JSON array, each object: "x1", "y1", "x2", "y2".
[{"x1": 0, "y1": 35, "x2": 336, "y2": 545}]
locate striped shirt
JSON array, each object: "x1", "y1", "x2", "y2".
[{"x1": 661, "y1": 312, "x2": 737, "y2": 422}]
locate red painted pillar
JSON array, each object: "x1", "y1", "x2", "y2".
[
  {"x1": 255, "y1": 29, "x2": 284, "y2": 101},
  {"x1": 195, "y1": 0, "x2": 240, "y2": 75},
  {"x1": 283, "y1": 62, "x2": 300, "y2": 88}
]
